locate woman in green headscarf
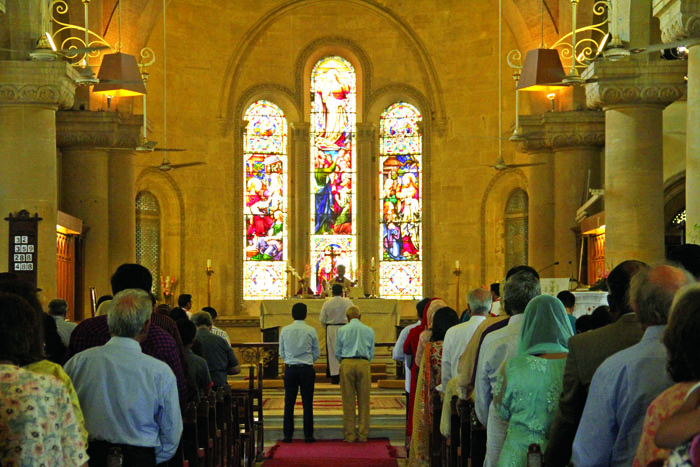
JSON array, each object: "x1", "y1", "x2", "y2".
[{"x1": 493, "y1": 294, "x2": 573, "y2": 467}]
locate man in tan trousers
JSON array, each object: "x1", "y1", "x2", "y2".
[{"x1": 335, "y1": 306, "x2": 375, "y2": 442}]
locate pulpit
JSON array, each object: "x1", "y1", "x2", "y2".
[{"x1": 260, "y1": 326, "x2": 280, "y2": 379}]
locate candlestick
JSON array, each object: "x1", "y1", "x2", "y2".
[
  {"x1": 206, "y1": 263, "x2": 214, "y2": 307},
  {"x1": 453, "y1": 264, "x2": 462, "y2": 315}
]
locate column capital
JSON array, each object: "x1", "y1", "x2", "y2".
[
  {"x1": 290, "y1": 121, "x2": 310, "y2": 139},
  {"x1": 518, "y1": 110, "x2": 605, "y2": 152},
  {"x1": 356, "y1": 122, "x2": 375, "y2": 141},
  {"x1": 654, "y1": 0, "x2": 700, "y2": 43},
  {"x1": 56, "y1": 111, "x2": 142, "y2": 149},
  {"x1": 583, "y1": 60, "x2": 687, "y2": 110},
  {"x1": 0, "y1": 61, "x2": 79, "y2": 109}
]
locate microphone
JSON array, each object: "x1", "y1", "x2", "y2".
[{"x1": 538, "y1": 261, "x2": 559, "y2": 274}]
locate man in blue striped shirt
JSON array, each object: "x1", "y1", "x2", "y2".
[{"x1": 279, "y1": 302, "x2": 320, "y2": 443}]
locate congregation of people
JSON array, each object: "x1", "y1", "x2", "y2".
[
  {"x1": 394, "y1": 243, "x2": 700, "y2": 467},
  {"x1": 0, "y1": 263, "x2": 239, "y2": 466},
  {"x1": 4, "y1": 243, "x2": 700, "y2": 466}
]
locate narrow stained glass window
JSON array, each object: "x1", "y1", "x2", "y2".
[
  {"x1": 310, "y1": 56, "x2": 357, "y2": 294},
  {"x1": 505, "y1": 188, "x2": 529, "y2": 271},
  {"x1": 378, "y1": 102, "x2": 423, "y2": 299},
  {"x1": 243, "y1": 100, "x2": 288, "y2": 299},
  {"x1": 136, "y1": 191, "x2": 160, "y2": 296}
]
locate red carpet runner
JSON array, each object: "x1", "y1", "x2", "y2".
[{"x1": 263, "y1": 438, "x2": 399, "y2": 466}]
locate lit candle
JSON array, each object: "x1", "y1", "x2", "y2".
[
  {"x1": 371, "y1": 257, "x2": 375, "y2": 268},
  {"x1": 456, "y1": 260, "x2": 460, "y2": 269},
  {"x1": 207, "y1": 259, "x2": 212, "y2": 269},
  {"x1": 166, "y1": 275, "x2": 170, "y2": 284}
]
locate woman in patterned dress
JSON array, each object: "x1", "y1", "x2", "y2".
[
  {"x1": 634, "y1": 284, "x2": 700, "y2": 466},
  {"x1": 0, "y1": 292, "x2": 88, "y2": 466}
]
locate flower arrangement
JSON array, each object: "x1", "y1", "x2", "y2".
[{"x1": 160, "y1": 275, "x2": 177, "y2": 305}]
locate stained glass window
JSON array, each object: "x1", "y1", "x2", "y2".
[
  {"x1": 243, "y1": 100, "x2": 288, "y2": 299},
  {"x1": 505, "y1": 189, "x2": 529, "y2": 271},
  {"x1": 378, "y1": 102, "x2": 423, "y2": 299},
  {"x1": 136, "y1": 191, "x2": 160, "y2": 296},
  {"x1": 309, "y1": 56, "x2": 357, "y2": 294}
]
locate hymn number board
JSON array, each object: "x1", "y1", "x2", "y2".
[{"x1": 5, "y1": 210, "x2": 41, "y2": 288}]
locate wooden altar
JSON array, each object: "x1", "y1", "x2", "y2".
[{"x1": 256, "y1": 298, "x2": 417, "y2": 356}]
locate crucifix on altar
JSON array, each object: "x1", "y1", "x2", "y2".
[{"x1": 325, "y1": 244, "x2": 342, "y2": 274}]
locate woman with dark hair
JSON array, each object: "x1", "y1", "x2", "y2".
[
  {"x1": 408, "y1": 306, "x2": 459, "y2": 465},
  {"x1": 493, "y1": 295, "x2": 573, "y2": 466},
  {"x1": 634, "y1": 284, "x2": 700, "y2": 466},
  {"x1": 0, "y1": 293, "x2": 88, "y2": 466}
]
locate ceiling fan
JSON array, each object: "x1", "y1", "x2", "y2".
[
  {"x1": 483, "y1": 156, "x2": 545, "y2": 171},
  {"x1": 151, "y1": 154, "x2": 204, "y2": 172},
  {"x1": 604, "y1": 36, "x2": 700, "y2": 61},
  {"x1": 143, "y1": 0, "x2": 204, "y2": 172}
]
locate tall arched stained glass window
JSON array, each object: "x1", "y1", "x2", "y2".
[
  {"x1": 379, "y1": 103, "x2": 423, "y2": 299},
  {"x1": 505, "y1": 188, "x2": 529, "y2": 271},
  {"x1": 309, "y1": 56, "x2": 357, "y2": 294},
  {"x1": 243, "y1": 100, "x2": 288, "y2": 299},
  {"x1": 136, "y1": 191, "x2": 160, "y2": 296}
]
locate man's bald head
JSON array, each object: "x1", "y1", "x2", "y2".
[
  {"x1": 630, "y1": 264, "x2": 694, "y2": 326},
  {"x1": 346, "y1": 306, "x2": 361, "y2": 321}
]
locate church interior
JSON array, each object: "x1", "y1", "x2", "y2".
[{"x1": 1, "y1": 0, "x2": 699, "y2": 464}]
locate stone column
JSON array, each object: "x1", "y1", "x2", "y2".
[
  {"x1": 0, "y1": 61, "x2": 79, "y2": 300},
  {"x1": 518, "y1": 130, "x2": 555, "y2": 274},
  {"x1": 290, "y1": 122, "x2": 310, "y2": 293},
  {"x1": 543, "y1": 111, "x2": 605, "y2": 278},
  {"x1": 584, "y1": 60, "x2": 687, "y2": 266},
  {"x1": 356, "y1": 122, "x2": 375, "y2": 293},
  {"x1": 56, "y1": 111, "x2": 141, "y2": 302},
  {"x1": 108, "y1": 116, "x2": 141, "y2": 272},
  {"x1": 654, "y1": 1, "x2": 700, "y2": 241}
]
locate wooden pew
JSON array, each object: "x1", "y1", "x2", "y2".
[
  {"x1": 430, "y1": 388, "x2": 443, "y2": 467},
  {"x1": 231, "y1": 366, "x2": 256, "y2": 467},
  {"x1": 458, "y1": 399, "x2": 471, "y2": 467},
  {"x1": 207, "y1": 391, "x2": 222, "y2": 467},
  {"x1": 252, "y1": 363, "x2": 264, "y2": 462},
  {"x1": 183, "y1": 402, "x2": 206, "y2": 467},
  {"x1": 470, "y1": 404, "x2": 487, "y2": 467},
  {"x1": 197, "y1": 398, "x2": 214, "y2": 467},
  {"x1": 215, "y1": 387, "x2": 230, "y2": 466},
  {"x1": 448, "y1": 395, "x2": 460, "y2": 467}
]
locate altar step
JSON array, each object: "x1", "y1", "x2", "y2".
[
  {"x1": 263, "y1": 411, "x2": 407, "y2": 445},
  {"x1": 260, "y1": 384, "x2": 407, "y2": 447}
]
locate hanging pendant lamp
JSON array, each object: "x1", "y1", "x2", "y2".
[
  {"x1": 92, "y1": 52, "x2": 146, "y2": 97},
  {"x1": 516, "y1": 48, "x2": 566, "y2": 91}
]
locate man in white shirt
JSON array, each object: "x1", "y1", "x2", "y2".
[
  {"x1": 319, "y1": 284, "x2": 354, "y2": 384},
  {"x1": 474, "y1": 268, "x2": 540, "y2": 467},
  {"x1": 280, "y1": 303, "x2": 321, "y2": 443},
  {"x1": 64, "y1": 289, "x2": 182, "y2": 466},
  {"x1": 393, "y1": 298, "x2": 431, "y2": 395},
  {"x1": 441, "y1": 288, "x2": 491, "y2": 391},
  {"x1": 48, "y1": 298, "x2": 77, "y2": 347}
]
